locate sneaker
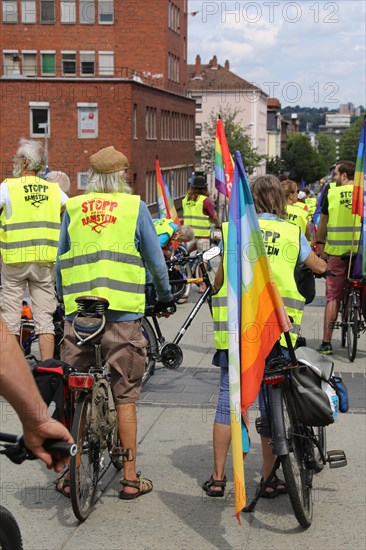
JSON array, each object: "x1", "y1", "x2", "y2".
[{"x1": 317, "y1": 342, "x2": 333, "y2": 355}]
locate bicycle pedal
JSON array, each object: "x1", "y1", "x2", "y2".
[{"x1": 327, "y1": 450, "x2": 347, "y2": 468}]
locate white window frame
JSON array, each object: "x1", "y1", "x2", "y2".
[
  {"x1": 98, "y1": 0, "x2": 114, "y2": 24},
  {"x1": 2, "y1": 50, "x2": 19, "y2": 76},
  {"x1": 61, "y1": 0, "x2": 76, "y2": 23},
  {"x1": 78, "y1": 172, "x2": 89, "y2": 190},
  {"x1": 77, "y1": 103, "x2": 98, "y2": 139},
  {"x1": 21, "y1": 1, "x2": 36, "y2": 23},
  {"x1": 79, "y1": 0, "x2": 95, "y2": 23},
  {"x1": 29, "y1": 101, "x2": 50, "y2": 138},
  {"x1": 61, "y1": 51, "x2": 76, "y2": 76},
  {"x1": 40, "y1": 0, "x2": 55, "y2": 23},
  {"x1": 2, "y1": 1, "x2": 17, "y2": 23},
  {"x1": 145, "y1": 172, "x2": 156, "y2": 206},
  {"x1": 98, "y1": 51, "x2": 114, "y2": 76},
  {"x1": 22, "y1": 50, "x2": 37, "y2": 77},
  {"x1": 40, "y1": 50, "x2": 56, "y2": 76},
  {"x1": 80, "y1": 51, "x2": 95, "y2": 76}
]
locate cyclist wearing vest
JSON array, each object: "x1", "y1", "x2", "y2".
[
  {"x1": 317, "y1": 160, "x2": 361, "y2": 354},
  {"x1": 153, "y1": 218, "x2": 194, "y2": 259},
  {"x1": 203, "y1": 175, "x2": 326, "y2": 499},
  {"x1": 0, "y1": 139, "x2": 67, "y2": 360},
  {"x1": 56, "y1": 146, "x2": 176, "y2": 500},
  {"x1": 304, "y1": 188, "x2": 317, "y2": 219},
  {"x1": 281, "y1": 179, "x2": 310, "y2": 240},
  {"x1": 182, "y1": 172, "x2": 220, "y2": 292}
]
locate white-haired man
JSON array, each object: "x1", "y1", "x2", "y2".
[
  {"x1": 56, "y1": 146, "x2": 175, "y2": 499},
  {"x1": 0, "y1": 139, "x2": 68, "y2": 359},
  {"x1": 45, "y1": 170, "x2": 70, "y2": 195}
]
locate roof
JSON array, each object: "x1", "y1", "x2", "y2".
[{"x1": 187, "y1": 63, "x2": 264, "y2": 94}]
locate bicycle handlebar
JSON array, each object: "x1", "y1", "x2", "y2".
[{"x1": 0, "y1": 432, "x2": 77, "y2": 464}]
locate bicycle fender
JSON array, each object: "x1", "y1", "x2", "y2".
[{"x1": 270, "y1": 385, "x2": 289, "y2": 456}]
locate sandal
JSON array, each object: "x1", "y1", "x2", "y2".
[
  {"x1": 54, "y1": 473, "x2": 71, "y2": 498},
  {"x1": 119, "y1": 472, "x2": 153, "y2": 500},
  {"x1": 202, "y1": 475, "x2": 227, "y2": 497},
  {"x1": 259, "y1": 474, "x2": 287, "y2": 499},
  {"x1": 271, "y1": 473, "x2": 287, "y2": 495}
]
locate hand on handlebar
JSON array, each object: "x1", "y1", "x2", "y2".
[
  {"x1": 153, "y1": 300, "x2": 177, "y2": 318},
  {"x1": 314, "y1": 269, "x2": 335, "y2": 279}
]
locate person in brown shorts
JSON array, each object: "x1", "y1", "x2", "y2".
[{"x1": 56, "y1": 146, "x2": 175, "y2": 499}]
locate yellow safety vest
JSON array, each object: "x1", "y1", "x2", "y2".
[
  {"x1": 59, "y1": 193, "x2": 146, "y2": 315},
  {"x1": 325, "y1": 184, "x2": 361, "y2": 256},
  {"x1": 305, "y1": 197, "x2": 317, "y2": 218},
  {"x1": 211, "y1": 222, "x2": 228, "y2": 350},
  {"x1": 258, "y1": 218, "x2": 305, "y2": 347},
  {"x1": 0, "y1": 176, "x2": 61, "y2": 263},
  {"x1": 285, "y1": 204, "x2": 308, "y2": 235},
  {"x1": 182, "y1": 195, "x2": 210, "y2": 237}
]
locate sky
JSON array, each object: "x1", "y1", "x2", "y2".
[{"x1": 188, "y1": 0, "x2": 366, "y2": 109}]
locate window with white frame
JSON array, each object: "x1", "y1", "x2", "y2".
[
  {"x1": 21, "y1": 1, "x2": 36, "y2": 23},
  {"x1": 161, "y1": 110, "x2": 170, "y2": 140},
  {"x1": 41, "y1": 51, "x2": 55, "y2": 75},
  {"x1": 2, "y1": 1, "x2": 17, "y2": 22},
  {"x1": 78, "y1": 172, "x2": 89, "y2": 190},
  {"x1": 61, "y1": 1, "x2": 76, "y2": 23},
  {"x1": 80, "y1": 52, "x2": 95, "y2": 76},
  {"x1": 2, "y1": 51, "x2": 19, "y2": 76},
  {"x1": 145, "y1": 172, "x2": 156, "y2": 206},
  {"x1": 146, "y1": 107, "x2": 157, "y2": 140},
  {"x1": 61, "y1": 51, "x2": 76, "y2": 75},
  {"x1": 98, "y1": 0, "x2": 113, "y2": 24},
  {"x1": 29, "y1": 102, "x2": 50, "y2": 137},
  {"x1": 78, "y1": 103, "x2": 98, "y2": 139},
  {"x1": 195, "y1": 123, "x2": 202, "y2": 137},
  {"x1": 22, "y1": 52, "x2": 37, "y2": 77},
  {"x1": 40, "y1": 0, "x2": 55, "y2": 23},
  {"x1": 98, "y1": 51, "x2": 114, "y2": 76},
  {"x1": 193, "y1": 96, "x2": 202, "y2": 110},
  {"x1": 80, "y1": 0, "x2": 95, "y2": 23}
]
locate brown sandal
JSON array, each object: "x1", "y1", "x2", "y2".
[
  {"x1": 119, "y1": 472, "x2": 153, "y2": 500},
  {"x1": 54, "y1": 475, "x2": 71, "y2": 498}
]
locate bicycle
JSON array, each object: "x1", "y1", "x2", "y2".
[
  {"x1": 244, "y1": 339, "x2": 347, "y2": 529},
  {"x1": 0, "y1": 433, "x2": 76, "y2": 550},
  {"x1": 19, "y1": 299, "x2": 64, "y2": 360},
  {"x1": 142, "y1": 246, "x2": 220, "y2": 385}
]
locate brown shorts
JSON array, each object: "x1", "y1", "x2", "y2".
[
  {"x1": 61, "y1": 319, "x2": 147, "y2": 404},
  {"x1": 325, "y1": 256, "x2": 347, "y2": 302}
]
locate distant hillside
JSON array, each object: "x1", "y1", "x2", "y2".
[{"x1": 281, "y1": 106, "x2": 364, "y2": 133}]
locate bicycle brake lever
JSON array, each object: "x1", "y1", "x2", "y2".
[{"x1": 0, "y1": 444, "x2": 36, "y2": 464}]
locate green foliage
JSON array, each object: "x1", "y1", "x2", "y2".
[
  {"x1": 266, "y1": 156, "x2": 286, "y2": 176},
  {"x1": 196, "y1": 106, "x2": 264, "y2": 175},
  {"x1": 338, "y1": 116, "x2": 365, "y2": 161},
  {"x1": 282, "y1": 134, "x2": 325, "y2": 183},
  {"x1": 316, "y1": 134, "x2": 336, "y2": 171}
]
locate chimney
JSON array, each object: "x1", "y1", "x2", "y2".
[
  {"x1": 224, "y1": 60, "x2": 230, "y2": 70},
  {"x1": 195, "y1": 55, "x2": 201, "y2": 77},
  {"x1": 210, "y1": 55, "x2": 218, "y2": 69}
]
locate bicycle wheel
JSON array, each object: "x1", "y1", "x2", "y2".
[
  {"x1": 107, "y1": 422, "x2": 123, "y2": 471},
  {"x1": 346, "y1": 296, "x2": 358, "y2": 362},
  {"x1": 0, "y1": 505, "x2": 23, "y2": 550},
  {"x1": 340, "y1": 300, "x2": 347, "y2": 348},
  {"x1": 70, "y1": 392, "x2": 101, "y2": 522},
  {"x1": 176, "y1": 262, "x2": 192, "y2": 304},
  {"x1": 312, "y1": 426, "x2": 327, "y2": 473},
  {"x1": 141, "y1": 317, "x2": 158, "y2": 386},
  {"x1": 281, "y1": 392, "x2": 313, "y2": 528}
]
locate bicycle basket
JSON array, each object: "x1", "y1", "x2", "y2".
[{"x1": 290, "y1": 365, "x2": 335, "y2": 427}]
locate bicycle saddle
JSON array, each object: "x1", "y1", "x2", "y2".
[{"x1": 75, "y1": 296, "x2": 109, "y2": 317}]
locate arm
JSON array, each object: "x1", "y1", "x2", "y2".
[
  {"x1": 203, "y1": 198, "x2": 220, "y2": 228},
  {"x1": 0, "y1": 318, "x2": 73, "y2": 471},
  {"x1": 55, "y1": 210, "x2": 71, "y2": 299},
  {"x1": 316, "y1": 213, "x2": 329, "y2": 259},
  {"x1": 304, "y1": 250, "x2": 327, "y2": 274}
]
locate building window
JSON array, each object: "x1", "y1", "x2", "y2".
[
  {"x1": 195, "y1": 124, "x2": 202, "y2": 137},
  {"x1": 41, "y1": 52, "x2": 55, "y2": 75},
  {"x1": 146, "y1": 107, "x2": 157, "y2": 140},
  {"x1": 98, "y1": 51, "x2": 114, "y2": 76},
  {"x1": 40, "y1": 0, "x2": 55, "y2": 23},
  {"x1": 194, "y1": 96, "x2": 202, "y2": 110},
  {"x1": 161, "y1": 110, "x2": 170, "y2": 140},
  {"x1": 80, "y1": 0, "x2": 95, "y2": 23},
  {"x1": 98, "y1": 0, "x2": 113, "y2": 24},
  {"x1": 61, "y1": 1, "x2": 76, "y2": 23},
  {"x1": 22, "y1": 52, "x2": 37, "y2": 77},
  {"x1": 29, "y1": 103, "x2": 50, "y2": 137},
  {"x1": 133, "y1": 104, "x2": 137, "y2": 139},
  {"x1": 145, "y1": 172, "x2": 156, "y2": 206},
  {"x1": 2, "y1": 51, "x2": 19, "y2": 76},
  {"x1": 78, "y1": 103, "x2": 98, "y2": 139},
  {"x1": 2, "y1": 1, "x2": 17, "y2": 22},
  {"x1": 21, "y1": 1, "x2": 36, "y2": 23},
  {"x1": 61, "y1": 52, "x2": 76, "y2": 76},
  {"x1": 168, "y1": 53, "x2": 179, "y2": 83},
  {"x1": 80, "y1": 52, "x2": 95, "y2": 76},
  {"x1": 78, "y1": 172, "x2": 89, "y2": 190}
]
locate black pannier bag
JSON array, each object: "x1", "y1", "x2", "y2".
[
  {"x1": 28, "y1": 357, "x2": 69, "y2": 422},
  {"x1": 294, "y1": 262, "x2": 316, "y2": 305},
  {"x1": 290, "y1": 365, "x2": 335, "y2": 427}
]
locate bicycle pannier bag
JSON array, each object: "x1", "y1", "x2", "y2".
[
  {"x1": 29, "y1": 358, "x2": 68, "y2": 422},
  {"x1": 290, "y1": 365, "x2": 335, "y2": 427},
  {"x1": 294, "y1": 263, "x2": 316, "y2": 305}
]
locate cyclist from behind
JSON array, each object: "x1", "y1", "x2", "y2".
[{"x1": 56, "y1": 146, "x2": 175, "y2": 499}]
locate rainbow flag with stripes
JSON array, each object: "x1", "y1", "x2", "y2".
[
  {"x1": 352, "y1": 119, "x2": 366, "y2": 277},
  {"x1": 155, "y1": 158, "x2": 180, "y2": 225},
  {"x1": 214, "y1": 117, "x2": 234, "y2": 198},
  {"x1": 227, "y1": 151, "x2": 292, "y2": 521}
]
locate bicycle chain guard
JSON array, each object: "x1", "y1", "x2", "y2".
[{"x1": 160, "y1": 343, "x2": 183, "y2": 369}]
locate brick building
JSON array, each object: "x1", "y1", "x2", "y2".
[{"x1": 1, "y1": 0, "x2": 194, "y2": 211}]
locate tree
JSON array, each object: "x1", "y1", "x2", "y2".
[
  {"x1": 316, "y1": 134, "x2": 336, "y2": 172},
  {"x1": 338, "y1": 116, "x2": 364, "y2": 161},
  {"x1": 266, "y1": 156, "x2": 286, "y2": 176},
  {"x1": 197, "y1": 106, "x2": 264, "y2": 175},
  {"x1": 282, "y1": 133, "x2": 324, "y2": 183}
]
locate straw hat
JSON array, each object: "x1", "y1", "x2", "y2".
[{"x1": 90, "y1": 146, "x2": 128, "y2": 174}]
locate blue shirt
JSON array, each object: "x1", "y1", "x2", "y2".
[{"x1": 56, "y1": 199, "x2": 173, "y2": 321}]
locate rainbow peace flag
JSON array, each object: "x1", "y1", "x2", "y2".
[
  {"x1": 155, "y1": 158, "x2": 180, "y2": 225},
  {"x1": 227, "y1": 151, "x2": 292, "y2": 521},
  {"x1": 352, "y1": 119, "x2": 366, "y2": 277},
  {"x1": 214, "y1": 117, "x2": 234, "y2": 198}
]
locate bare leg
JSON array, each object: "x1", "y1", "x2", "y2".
[
  {"x1": 211, "y1": 422, "x2": 231, "y2": 487},
  {"x1": 261, "y1": 436, "x2": 276, "y2": 480},
  {"x1": 38, "y1": 333, "x2": 55, "y2": 360},
  {"x1": 323, "y1": 300, "x2": 340, "y2": 342},
  {"x1": 117, "y1": 403, "x2": 139, "y2": 495}
]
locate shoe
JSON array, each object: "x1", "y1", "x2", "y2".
[
  {"x1": 54, "y1": 471, "x2": 71, "y2": 498},
  {"x1": 119, "y1": 472, "x2": 153, "y2": 500},
  {"x1": 258, "y1": 474, "x2": 287, "y2": 499},
  {"x1": 202, "y1": 475, "x2": 227, "y2": 497},
  {"x1": 317, "y1": 342, "x2": 333, "y2": 355}
]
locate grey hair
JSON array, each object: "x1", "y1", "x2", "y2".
[
  {"x1": 17, "y1": 138, "x2": 45, "y2": 172},
  {"x1": 178, "y1": 225, "x2": 195, "y2": 241},
  {"x1": 86, "y1": 169, "x2": 132, "y2": 194},
  {"x1": 45, "y1": 171, "x2": 70, "y2": 194}
]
